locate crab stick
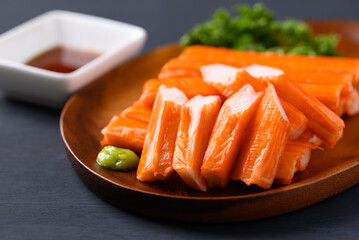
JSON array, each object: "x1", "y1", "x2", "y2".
[
  {"x1": 213, "y1": 63, "x2": 344, "y2": 146},
  {"x1": 120, "y1": 104, "x2": 153, "y2": 123},
  {"x1": 275, "y1": 141, "x2": 317, "y2": 185},
  {"x1": 159, "y1": 68, "x2": 201, "y2": 79},
  {"x1": 161, "y1": 60, "x2": 356, "y2": 94},
  {"x1": 101, "y1": 116, "x2": 148, "y2": 154},
  {"x1": 173, "y1": 95, "x2": 222, "y2": 191},
  {"x1": 159, "y1": 58, "x2": 210, "y2": 79},
  {"x1": 285, "y1": 70, "x2": 354, "y2": 96},
  {"x1": 200, "y1": 64, "x2": 266, "y2": 98},
  {"x1": 201, "y1": 85, "x2": 263, "y2": 188},
  {"x1": 136, "y1": 86, "x2": 188, "y2": 182},
  {"x1": 281, "y1": 99, "x2": 308, "y2": 140},
  {"x1": 137, "y1": 78, "x2": 218, "y2": 108},
  {"x1": 245, "y1": 64, "x2": 347, "y2": 115},
  {"x1": 246, "y1": 64, "x2": 354, "y2": 94},
  {"x1": 179, "y1": 45, "x2": 359, "y2": 82},
  {"x1": 269, "y1": 75, "x2": 345, "y2": 147},
  {"x1": 344, "y1": 89, "x2": 359, "y2": 116},
  {"x1": 179, "y1": 45, "x2": 252, "y2": 66},
  {"x1": 300, "y1": 84, "x2": 343, "y2": 115},
  {"x1": 231, "y1": 84, "x2": 290, "y2": 189},
  {"x1": 200, "y1": 64, "x2": 306, "y2": 140},
  {"x1": 298, "y1": 129, "x2": 323, "y2": 146},
  {"x1": 161, "y1": 58, "x2": 212, "y2": 72},
  {"x1": 246, "y1": 63, "x2": 344, "y2": 146}
]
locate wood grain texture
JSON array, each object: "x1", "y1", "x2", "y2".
[{"x1": 60, "y1": 22, "x2": 359, "y2": 222}]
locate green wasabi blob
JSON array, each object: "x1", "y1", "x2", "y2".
[{"x1": 96, "y1": 146, "x2": 139, "y2": 171}]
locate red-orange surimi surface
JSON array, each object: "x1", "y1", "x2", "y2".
[
  {"x1": 159, "y1": 58, "x2": 211, "y2": 79},
  {"x1": 160, "y1": 58, "x2": 357, "y2": 92},
  {"x1": 269, "y1": 75, "x2": 345, "y2": 147},
  {"x1": 284, "y1": 70, "x2": 354, "y2": 95},
  {"x1": 137, "y1": 78, "x2": 218, "y2": 108},
  {"x1": 136, "y1": 86, "x2": 188, "y2": 182},
  {"x1": 281, "y1": 99, "x2": 308, "y2": 140},
  {"x1": 298, "y1": 129, "x2": 323, "y2": 146},
  {"x1": 200, "y1": 64, "x2": 266, "y2": 98},
  {"x1": 244, "y1": 64, "x2": 349, "y2": 114},
  {"x1": 275, "y1": 141, "x2": 317, "y2": 185},
  {"x1": 120, "y1": 104, "x2": 153, "y2": 124},
  {"x1": 161, "y1": 62, "x2": 352, "y2": 114},
  {"x1": 300, "y1": 84, "x2": 343, "y2": 115},
  {"x1": 231, "y1": 84, "x2": 290, "y2": 189},
  {"x1": 101, "y1": 116, "x2": 148, "y2": 154},
  {"x1": 201, "y1": 85, "x2": 264, "y2": 188},
  {"x1": 178, "y1": 45, "x2": 359, "y2": 82},
  {"x1": 344, "y1": 88, "x2": 359, "y2": 116},
  {"x1": 173, "y1": 95, "x2": 222, "y2": 191}
]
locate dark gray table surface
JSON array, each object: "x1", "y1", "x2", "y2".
[{"x1": 0, "y1": 0, "x2": 358, "y2": 239}]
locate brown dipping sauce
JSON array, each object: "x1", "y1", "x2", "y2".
[{"x1": 26, "y1": 46, "x2": 99, "y2": 73}]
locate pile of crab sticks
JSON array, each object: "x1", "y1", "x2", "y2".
[{"x1": 101, "y1": 45, "x2": 359, "y2": 191}]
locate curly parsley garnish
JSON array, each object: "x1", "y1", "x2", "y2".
[{"x1": 180, "y1": 3, "x2": 340, "y2": 56}]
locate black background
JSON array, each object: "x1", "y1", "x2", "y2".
[{"x1": 0, "y1": 0, "x2": 358, "y2": 239}]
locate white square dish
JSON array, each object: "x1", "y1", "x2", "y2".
[{"x1": 0, "y1": 10, "x2": 147, "y2": 107}]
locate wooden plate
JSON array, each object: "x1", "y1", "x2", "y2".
[{"x1": 60, "y1": 21, "x2": 359, "y2": 222}]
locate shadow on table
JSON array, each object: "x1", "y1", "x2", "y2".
[{"x1": 117, "y1": 184, "x2": 359, "y2": 238}]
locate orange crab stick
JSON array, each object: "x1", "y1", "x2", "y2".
[
  {"x1": 246, "y1": 64, "x2": 346, "y2": 114},
  {"x1": 178, "y1": 45, "x2": 250, "y2": 66},
  {"x1": 246, "y1": 64, "x2": 354, "y2": 95},
  {"x1": 269, "y1": 75, "x2": 345, "y2": 147},
  {"x1": 298, "y1": 129, "x2": 322, "y2": 146},
  {"x1": 201, "y1": 85, "x2": 264, "y2": 188},
  {"x1": 200, "y1": 64, "x2": 266, "y2": 98},
  {"x1": 160, "y1": 58, "x2": 210, "y2": 73},
  {"x1": 275, "y1": 141, "x2": 318, "y2": 185},
  {"x1": 101, "y1": 116, "x2": 148, "y2": 154},
  {"x1": 137, "y1": 78, "x2": 218, "y2": 108},
  {"x1": 281, "y1": 99, "x2": 308, "y2": 140},
  {"x1": 245, "y1": 64, "x2": 348, "y2": 115},
  {"x1": 231, "y1": 84, "x2": 290, "y2": 189},
  {"x1": 172, "y1": 95, "x2": 222, "y2": 191},
  {"x1": 120, "y1": 104, "x2": 153, "y2": 123},
  {"x1": 212, "y1": 64, "x2": 306, "y2": 139},
  {"x1": 236, "y1": 63, "x2": 344, "y2": 146},
  {"x1": 344, "y1": 89, "x2": 359, "y2": 116},
  {"x1": 285, "y1": 70, "x2": 354, "y2": 95},
  {"x1": 159, "y1": 58, "x2": 211, "y2": 79},
  {"x1": 159, "y1": 68, "x2": 201, "y2": 79},
  {"x1": 136, "y1": 86, "x2": 188, "y2": 182},
  {"x1": 300, "y1": 84, "x2": 343, "y2": 115},
  {"x1": 179, "y1": 45, "x2": 359, "y2": 81},
  {"x1": 161, "y1": 59, "x2": 356, "y2": 92},
  {"x1": 246, "y1": 64, "x2": 344, "y2": 145}
]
